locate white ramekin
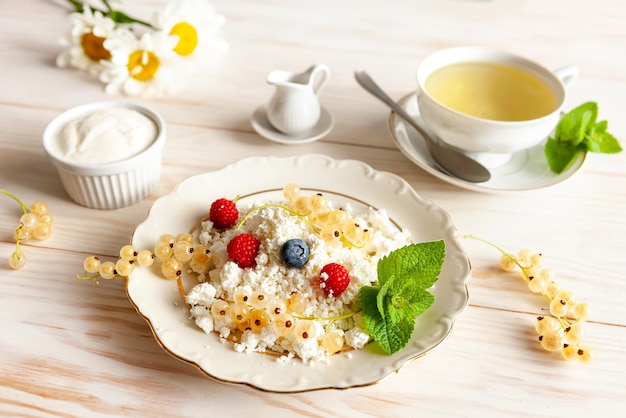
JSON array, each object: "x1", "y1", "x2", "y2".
[{"x1": 43, "y1": 101, "x2": 166, "y2": 210}]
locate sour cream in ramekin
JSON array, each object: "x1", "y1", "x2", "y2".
[
  {"x1": 52, "y1": 107, "x2": 157, "y2": 164},
  {"x1": 43, "y1": 101, "x2": 166, "y2": 210}
]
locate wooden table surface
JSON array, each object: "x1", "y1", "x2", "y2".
[{"x1": 1, "y1": 0, "x2": 625, "y2": 416}]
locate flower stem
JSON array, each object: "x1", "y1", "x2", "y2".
[{"x1": 64, "y1": 0, "x2": 154, "y2": 29}]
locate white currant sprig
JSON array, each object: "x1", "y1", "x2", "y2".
[
  {"x1": 465, "y1": 234, "x2": 594, "y2": 363},
  {"x1": 1, "y1": 190, "x2": 54, "y2": 270}
]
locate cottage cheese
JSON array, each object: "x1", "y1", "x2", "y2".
[{"x1": 185, "y1": 195, "x2": 411, "y2": 363}]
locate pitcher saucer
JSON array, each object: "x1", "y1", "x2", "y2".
[
  {"x1": 389, "y1": 92, "x2": 586, "y2": 193},
  {"x1": 251, "y1": 105, "x2": 334, "y2": 145}
]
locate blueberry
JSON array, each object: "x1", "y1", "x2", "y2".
[{"x1": 280, "y1": 239, "x2": 310, "y2": 268}]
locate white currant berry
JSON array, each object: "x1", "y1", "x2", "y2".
[
  {"x1": 9, "y1": 249, "x2": 26, "y2": 270},
  {"x1": 266, "y1": 298, "x2": 287, "y2": 317},
  {"x1": 249, "y1": 290, "x2": 269, "y2": 309},
  {"x1": 321, "y1": 331, "x2": 344, "y2": 354},
  {"x1": 528, "y1": 275, "x2": 548, "y2": 293},
  {"x1": 161, "y1": 257, "x2": 183, "y2": 280},
  {"x1": 229, "y1": 302, "x2": 250, "y2": 323},
  {"x1": 157, "y1": 234, "x2": 176, "y2": 246},
  {"x1": 13, "y1": 227, "x2": 31, "y2": 242},
  {"x1": 272, "y1": 313, "x2": 295, "y2": 336},
  {"x1": 115, "y1": 258, "x2": 135, "y2": 277},
  {"x1": 499, "y1": 254, "x2": 517, "y2": 272},
  {"x1": 544, "y1": 281, "x2": 561, "y2": 299},
  {"x1": 576, "y1": 346, "x2": 594, "y2": 364},
  {"x1": 99, "y1": 261, "x2": 116, "y2": 279},
  {"x1": 561, "y1": 343, "x2": 578, "y2": 361},
  {"x1": 33, "y1": 224, "x2": 52, "y2": 240},
  {"x1": 555, "y1": 290, "x2": 576, "y2": 305},
  {"x1": 173, "y1": 240, "x2": 193, "y2": 262},
  {"x1": 282, "y1": 183, "x2": 301, "y2": 200},
  {"x1": 119, "y1": 245, "x2": 136, "y2": 260},
  {"x1": 83, "y1": 256, "x2": 101, "y2": 273},
  {"x1": 29, "y1": 200, "x2": 48, "y2": 215},
  {"x1": 517, "y1": 248, "x2": 533, "y2": 264},
  {"x1": 292, "y1": 196, "x2": 311, "y2": 214},
  {"x1": 249, "y1": 309, "x2": 270, "y2": 332},
  {"x1": 20, "y1": 213, "x2": 38, "y2": 230},
  {"x1": 528, "y1": 253, "x2": 544, "y2": 269},
  {"x1": 309, "y1": 194, "x2": 328, "y2": 214},
  {"x1": 539, "y1": 331, "x2": 563, "y2": 351},
  {"x1": 233, "y1": 288, "x2": 250, "y2": 304},
  {"x1": 537, "y1": 268, "x2": 555, "y2": 282},
  {"x1": 565, "y1": 323, "x2": 585, "y2": 344},
  {"x1": 571, "y1": 302, "x2": 591, "y2": 321},
  {"x1": 549, "y1": 297, "x2": 569, "y2": 317},
  {"x1": 294, "y1": 320, "x2": 317, "y2": 342},
  {"x1": 175, "y1": 232, "x2": 194, "y2": 245},
  {"x1": 136, "y1": 250, "x2": 155, "y2": 267},
  {"x1": 211, "y1": 300, "x2": 230, "y2": 318},
  {"x1": 154, "y1": 241, "x2": 173, "y2": 260},
  {"x1": 37, "y1": 213, "x2": 54, "y2": 226},
  {"x1": 191, "y1": 245, "x2": 210, "y2": 264},
  {"x1": 534, "y1": 316, "x2": 559, "y2": 335},
  {"x1": 286, "y1": 293, "x2": 307, "y2": 313}
]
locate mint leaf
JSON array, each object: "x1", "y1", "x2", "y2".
[
  {"x1": 583, "y1": 130, "x2": 623, "y2": 154},
  {"x1": 545, "y1": 137, "x2": 584, "y2": 174},
  {"x1": 360, "y1": 288, "x2": 415, "y2": 355},
  {"x1": 360, "y1": 285, "x2": 381, "y2": 317},
  {"x1": 377, "y1": 241, "x2": 445, "y2": 288},
  {"x1": 405, "y1": 288, "x2": 435, "y2": 317},
  {"x1": 359, "y1": 240, "x2": 445, "y2": 355},
  {"x1": 545, "y1": 101, "x2": 622, "y2": 174},
  {"x1": 554, "y1": 102, "x2": 597, "y2": 146},
  {"x1": 377, "y1": 278, "x2": 416, "y2": 322},
  {"x1": 590, "y1": 120, "x2": 608, "y2": 134},
  {"x1": 380, "y1": 278, "x2": 434, "y2": 320}
]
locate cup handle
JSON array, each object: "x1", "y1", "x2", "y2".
[
  {"x1": 553, "y1": 65, "x2": 579, "y2": 89},
  {"x1": 309, "y1": 64, "x2": 331, "y2": 96}
]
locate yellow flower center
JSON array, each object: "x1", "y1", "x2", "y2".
[
  {"x1": 127, "y1": 50, "x2": 160, "y2": 82},
  {"x1": 170, "y1": 22, "x2": 198, "y2": 56},
  {"x1": 81, "y1": 31, "x2": 111, "y2": 61}
]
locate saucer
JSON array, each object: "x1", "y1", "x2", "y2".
[
  {"x1": 251, "y1": 105, "x2": 334, "y2": 145},
  {"x1": 388, "y1": 93, "x2": 586, "y2": 193}
]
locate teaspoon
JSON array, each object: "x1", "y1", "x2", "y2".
[{"x1": 354, "y1": 71, "x2": 491, "y2": 183}]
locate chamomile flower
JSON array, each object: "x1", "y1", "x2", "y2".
[
  {"x1": 99, "y1": 29, "x2": 181, "y2": 98},
  {"x1": 56, "y1": 5, "x2": 118, "y2": 76},
  {"x1": 154, "y1": 0, "x2": 228, "y2": 67}
]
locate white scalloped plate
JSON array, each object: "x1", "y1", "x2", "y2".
[{"x1": 127, "y1": 154, "x2": 471, "y2": 392}]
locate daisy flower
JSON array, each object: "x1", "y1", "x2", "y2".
[
  {"x1": 154, "y1": 0, "x2": 228, "y2": 67},
  {"x1": 56, "y1": 5, "x2": 118, "y2": 76},
  {"x1": 99, "y1": 29, "x2": 181, "y2": 98}
]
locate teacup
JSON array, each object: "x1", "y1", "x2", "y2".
[{"x1": 416, "y1": 47, "x2": 578, "y2": 167}]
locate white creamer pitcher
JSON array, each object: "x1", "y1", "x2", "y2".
[{"x1": 266, "y1": 64, "x2": 330, "y2": 135}]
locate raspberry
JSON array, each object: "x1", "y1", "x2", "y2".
[
  {"x1": 227, "y1": 233, "x2": 260, "y2": 268},
  {"x1": 319, "y1": 263, "x2": 350, "y2": 297},
  {"x1": 209, "y1": 198, "x2": 239, "y2": 230}
]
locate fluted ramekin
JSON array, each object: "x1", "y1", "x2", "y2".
[{"x1": 43, "y1": 101, "x2": 166, "y2": 210}]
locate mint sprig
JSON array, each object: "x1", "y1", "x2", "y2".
[
  {"x1": 358, "y1": 240, "x2": 445, "y2": 355},
  {"x1": 545, "y1": 102, "x2": 622, "y2": 174}
]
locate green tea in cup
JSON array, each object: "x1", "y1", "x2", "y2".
[
  {"x1": 415, "y1": 47, "x2": 578, "y2": 162},
  {"x1": 424, "y1": 61, "x2": 558, "y2": 121}
]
